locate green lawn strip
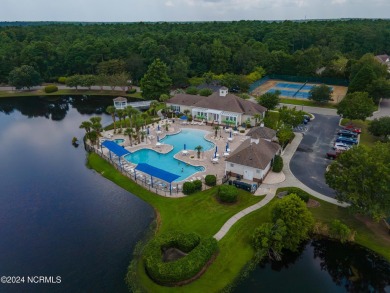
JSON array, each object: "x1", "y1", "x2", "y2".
[
  {"x1": 0, "y1": 89, "x2": 143, "y2": 99},
  {"x1": 340, "y1": 119, "x2": 380, "y2": 147},
  {"x1": 277, "y1": 187, "x2": 390, "y2": 262},
  {"x1": 136, "y1": 197, "x2": 273, "y2": 293},
  {"x1": 280, "y1": 98, "x2": 337, "y2": 108}
]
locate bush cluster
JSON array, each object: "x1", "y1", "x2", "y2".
[
  {"x1": 272, "y1": 155, "x2": 283, "y2": 172},
  {"x1": 185, "y1": 86, "x2": 198, "y2": 95},
  {"x1": 283, "y1": 187, "x2": 310, "y2": 203},
  {"x1": 126, "y1": 88, "x2": 137, "y2": 94},
  {"x1": 182, "y1": 180, "x2": 202, "y2": 195},
  {"x1": 205, "y1": 175, "x2": 216, "y2": 186},
  {"x1": 218, "y1": 185, "x2": 238, "y2": 203},
  {"x1": 44, "y1": 85, "x2": 58, "y2": 93},
  {"x1": 57, "y1": 77, "x2": 67, "y2": 84},
  {"x1": 199, "y1": 88, "x2": 213, "y2": 96},
  {"x1": 143, "y1": 231, "x2": 218, "y2": 285}
]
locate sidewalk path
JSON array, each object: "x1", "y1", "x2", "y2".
[{"x1": 213, "y1": 132, "x2": 348, "y2": 241}]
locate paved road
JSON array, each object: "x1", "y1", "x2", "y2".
[
  {"x1": 290, "y1": 114, "x2": 340, "y2": 198},
  {"x1": 370, "y1": 98, "x2": 390, "y2": 119}
]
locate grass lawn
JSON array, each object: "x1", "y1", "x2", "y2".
[
  {"x1": 340, "y1": 119, "x2": 380, "y2": 147},
  {"x1": 280, "y1": 98, "x2": 337, "y2": 108},
  {"x1": 88, "y1": 154, "x2": 390, "y2": 292},
  {"x1": 0, "y1": 88, "x2": 143, "y2": 99}
]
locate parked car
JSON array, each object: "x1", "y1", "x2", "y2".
[
  {"x1": 326, "y1": 150, "x2": 343, "y2": 160},
  {"x1": 336, "y1": 137, "x2": 358, "y2": 145},
  {"x1": 337, "y1": 130, "x2": 358, "y2": 138},
  {"x1": 333, "y1": 143, "x2": 350, "y2": 151},
  {"x1": 304, "y1": 115, "x2": 311, "y2": 122},
  {"x1": 343, "y1": 125, "x2": 362, "y2": 134}
]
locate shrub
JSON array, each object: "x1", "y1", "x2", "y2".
[
  {"x1": 239, "y1": 130, "x2": 245, "y2": 133},
  {"x1": 44, "y1": 85, "x2": 58, "y2": 93},
  {"x1": 329, "y1": 220, "x2": 355, "y2": 243},
  {"x1": 126, "y1": 88, "x2": 137, "y2": 94},
  {"x1": 193, "y1": 180, "x2": 202, "y2": 192},
  {"x1": 282, "y1": 187, "x2": 310, "y2": 203},
  {"x1": 272, "y1": 155, "x2": 283, "y2": 173},
  {"x1": 58, "y1": 77, "x2": 67, "y2": 84},
  {"x1": 185, "y1": 86, "x2": 198, "y2": 95},
  {"x1": 199, "y1": 88, "x2": 213, "y2": 96},
  {"x1": 239, "y1": 93, "x2": 250, "y2": 100},
  {"x1": 218, "y1": 185, "x2": 238, "y2": 203},
  {"x1": 205, "y1": 175, "x2": 216, "y2": 186},
  {"x1": 143, "y1": 231, "x2": 218, "y2": 285},
  {"x1": 183, "y1": 182, "x2": 195, "y2": 195}
]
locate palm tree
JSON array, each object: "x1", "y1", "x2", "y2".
[
  {"x1": 195, "y1": 145, "x2": 203, "y2": 159},
  {"x1": 213, "y1": 125, "x2": 220, "y2": 138},
  {"x1": 252, "y1": 113, "x2": 263, "y2": 126},
  {"x1": 79, "y1": 121, "x2": 92, "y2": 133},
  {"x1": 86, "y1": 131, "x2": 99, "y2": 147},
  {"x1": 106, "y1": 105, "x2": 117, "y2": 132},
  {"x1": 124, "y1": 128, "x2": 134, "y2": 146},
  {"x1": 149, "y1": 100, "x2": 159, "y2": 116},
  {"x1": 183, "y1": 109, "x2": 190, "y2": 117},
  {"x1": 140, "y1": 130, "x2": 146, "y2": 142},
  {"x1": 141, "y1": 112, "x2": 149, "y2": 129},
  {"x1": 90, "y1": 116, "x2": 102, "y2": 134},
  {"x1": 116, "y1": 109, "x2": 125, "y2": 130},
  {"x1": 126, "y1": 106, "x2": 139, "y2": 129}
]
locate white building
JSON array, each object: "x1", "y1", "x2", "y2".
[
  {"x1": 166, "y1": 87, "x2": 267, "y2": 127},
  {"x1": 225, "y1": 138, "x2": 280, "y2": 183}
]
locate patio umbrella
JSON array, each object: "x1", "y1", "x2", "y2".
[
  {"x1": 215, "y1": 146, "x2": 218, "y2": 153},
  {"x1": 147, "y1": 127, "x2": 150, "y2": 135},
  {"x1": 180, "y1": 115, "x2": 187, "y2": 120},
  {"x1": 157, "y1": 136, "x2": 160, "y2": 142},
  {"x1": 230, "y1": 131, "x2": 232, "y2": 138},
  {"x1": 184, "y1": 144, "x2": 186, "y2": 150},
  {"x1": 226, "y1": 142, "x2": 229, "y2": 151},
  {"x1": 214, "y1": 151, "x2": 217, "y2": 158},
  {"x1": 157, "y1": 124, "x2": 160, "y2": 131}
]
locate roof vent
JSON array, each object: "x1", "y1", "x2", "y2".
[{"x1": 219, "y1": 87, "x2": 228, "y2": 97}]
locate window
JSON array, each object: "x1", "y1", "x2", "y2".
[
  {"x1": 171, "y1": 105, "x2": 180, "y2": 112},
  {"x1": 256, "y1": 169, "x2": 261, "y2": 174},
  {"x1": 226, "y1": 116, "x2": 236, "y2": 122},
  {"x1": 230, "y1": 163, "x2": 234, "y2": 167}
]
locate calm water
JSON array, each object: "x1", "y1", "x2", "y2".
[
  {"x1": 124, "y1": 129, "x2": 214, "y2": 181},
  {"x1": 0, "y1": 96, "x2": 154, "y2": 293},
  {"x1": 235, "y1": 238, "x2": 390, "y2": 293}
]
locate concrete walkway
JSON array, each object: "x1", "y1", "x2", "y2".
[{"x1": 213, "y1": 132, "x2": 348, "y2": 241}]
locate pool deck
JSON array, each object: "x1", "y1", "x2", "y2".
[{"x1": 99, "y1": 119, "x2": 249, "y2": 197}]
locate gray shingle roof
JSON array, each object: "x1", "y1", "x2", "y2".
[
  {"x1": 246, "y1": 126, "x2": 276, "y2": 140},
  {"x1": 226, "y1": 139, "x2": 280, "y2": 169},
  {"x1": 167, "y1": 92, "x2": 267, "y2": 115},
  {"x1": 113, "y1": 96, "x2": 127, "y2": 102}
]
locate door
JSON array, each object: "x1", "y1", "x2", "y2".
[{"x1": 243, "y1": 169, "x2": 253, "y2": 180}]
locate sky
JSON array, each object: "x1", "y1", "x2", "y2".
[{"x1": 1, "y1": 0, "x2": 390, "y2": 22}]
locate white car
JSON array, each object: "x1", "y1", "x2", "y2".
[{"x1": 333, "y1": 143, "x2": 349, "y2": 151}]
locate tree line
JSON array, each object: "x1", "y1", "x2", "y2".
[{"x1": 1, "y1": 19, "x2": 390, "y2": 86}]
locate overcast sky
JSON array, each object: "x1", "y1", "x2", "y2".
[{"x1": 1, "y1": 0, "x2": 390, "y2": 22}]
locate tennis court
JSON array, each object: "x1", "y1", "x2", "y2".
[
  {"x1": 275, "y1": 82, "x2": 314, "y2": 91},
  {"x1": 267, "y1": 88, "x2": 311, "y2": 98}
]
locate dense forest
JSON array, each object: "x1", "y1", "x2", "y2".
[{"x1": 0, "y1": 19, "x2": 389, "y2": 86}]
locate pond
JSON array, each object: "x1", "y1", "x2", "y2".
[
  {"x1": 0, "y1": 96, "x2": 154, "y2": 293},
  {"x1": 235, "y1": 238, "x2": 390, "y2": 293}
]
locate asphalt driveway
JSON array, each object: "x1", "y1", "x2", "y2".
[{"x1": 290, "y1": 114, "x2": 341, "y2": 198}]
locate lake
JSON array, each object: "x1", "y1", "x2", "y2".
[
  {"x1": 1, "y1": 95, "x2": 389, "y2": 293},
  {"x1": 235, "y1": 238, "x2": 390, "y2": 293},
  {"x1": 0, "y1": 96, "x2": 154, "y2": 292}
]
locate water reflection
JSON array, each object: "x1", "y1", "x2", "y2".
[
  {"x1": 0, "y1": 95, "x2": 140, "y2": 120},
  {"x1": 236, "y1": 239, "x2": 390, "y2": 293}
]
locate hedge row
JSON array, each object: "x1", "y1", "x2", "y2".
[
  {"x1": 143, "y1": 231, "x2": 218, "y2": 285},
  {"x1": 183, "y1": 180, "x2": 202, "y2": 195},
  {"x1": 272, "y1": 155, "x2": 283, "y2": 172},
  {"x1": 44, "y1": 84, "x2": 58, "y2": 93}
]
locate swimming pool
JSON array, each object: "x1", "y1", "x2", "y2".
[
  {"x1": 114, "y1": 138, "x2": 125, "y2": 144},
  {"x1": 124, "y1": 129, "x2": 214, "y2": 181}
]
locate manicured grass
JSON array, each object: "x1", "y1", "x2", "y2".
[
  {"x1": 0, "y1": 89, "x2": 143, "y2": 99},
  {"x1": 280, "y1": 98, "x2": 337, "y2": 108},
  {"x1": 87, "y1": 153, "x2": 263, "y2": 237},
  {"x1": 340, "y1": 119, "x2": 380, "y2": 147},
  {"x1": 277, "y1": 187, "x2": 390, "y2": 262},
  {"x1": 87, "y1": 153, "x2": 266, "y2": 292}
]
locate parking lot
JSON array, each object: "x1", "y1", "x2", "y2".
[{"x1": 290, "y1": 114, "x2": 342, "y2": 198}]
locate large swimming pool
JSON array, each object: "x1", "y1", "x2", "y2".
[{"x1": 124, "y1": 129, "x2": 214, "y2": 181}]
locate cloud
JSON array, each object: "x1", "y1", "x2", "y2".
[{"x1": 165, "y1": 0, "x2": 174, "y2": 6}]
